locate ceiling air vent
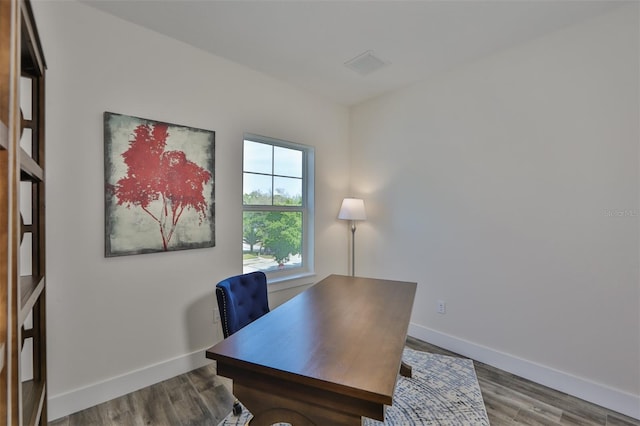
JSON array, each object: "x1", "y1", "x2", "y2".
[{"x1": 344, "y1": 50, "x2": 389, "y2": 76}]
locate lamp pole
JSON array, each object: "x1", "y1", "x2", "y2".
[
  {"x1": 350, "y1": 221, "x2": 356, "y2": 277},
  {"x1": 338, "y1": 198, "x2": 367, "y2": 277}
]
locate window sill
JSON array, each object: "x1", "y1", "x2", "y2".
[{"x1": 267, "y1": 271, "x2": 316, "y2": 293}]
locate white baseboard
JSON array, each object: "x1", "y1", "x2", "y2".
[
  {"x1": 48, "y1": 348, "x2": 214, "y2": 421},
  {"x1": 408, "y1": 323, "x2": 640, "y2": 420},
  {"x1": 49, "y1": 326, "x2": 640, "y2": 421}
]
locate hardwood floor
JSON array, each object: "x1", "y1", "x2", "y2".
[
  {"x1": 50, "y1": 337, "x2": 639, "y2": 426},
  {"x1": 49, "y1": 363, "x2": 235, "y2": 426},
  {"x1": 405, "y1": 337, "x2": 639, "y2": 426}
]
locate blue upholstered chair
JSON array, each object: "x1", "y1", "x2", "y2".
[{"x1": 215, "y1": 271, "x2": 270, "y2": 338}]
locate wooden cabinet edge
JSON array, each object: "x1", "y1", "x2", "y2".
[{"x1": 2, "y1": 1, "x2": 48, "y2": 423}]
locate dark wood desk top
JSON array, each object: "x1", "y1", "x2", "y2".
[{"x1": 206, "y1": 274, "x2": 417, "y2": 407}]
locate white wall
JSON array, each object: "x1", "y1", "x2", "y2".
[
  {"x1": 34, "y1": 1, "x2": 351, "y2": 419},
  {"x1": 351, "y1": 4, "x2": 639, "y2": 419},
  {"x1": 34, "y1": 0, "x2": 640, "y2": 420}
]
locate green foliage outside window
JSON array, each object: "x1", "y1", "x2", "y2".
[
  {"x1": 243, "y1": 190, "x2": 302, "y2": 206},
  {"x1": 243, "y1": 211, "x2": 302, "y2": 266}
]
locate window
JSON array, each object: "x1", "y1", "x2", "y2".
[{"x1": 242, "y1": 134, "x2": 314, "y2": 279}]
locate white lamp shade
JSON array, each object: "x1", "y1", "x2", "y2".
[{"x1": 338, "y1": 198, "x2": 367, "y2": 221}]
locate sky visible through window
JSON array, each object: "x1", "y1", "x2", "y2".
[{"x1": 244, "y1": 140, "x2": 302, "y2": 202}]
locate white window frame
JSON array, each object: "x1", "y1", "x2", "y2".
[{"x1": 242, "y1": 133, "x2": 315, "y2": 282}]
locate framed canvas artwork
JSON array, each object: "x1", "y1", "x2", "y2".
[{"x1": 104, "y1": 112, "x2": 215, "y2": 257}]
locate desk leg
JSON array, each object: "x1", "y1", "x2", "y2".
[
  {"x1": 251, "y1": 408, "x2": 314, "y2": 426},
  {"x1": 234, "y1": 383, "x2": 363, "y2": 426},
  {"x1": 400, "y1": 361, "x2": 412, "y2": 378}
]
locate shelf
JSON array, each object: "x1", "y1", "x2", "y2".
[
  {"x1": 19, "y1": 1, "x2": 45, "y2": 78},
  {"x1": 0, "y1": 120, "x2": 7, "y2": 150},
  {"x1": 19, "y1": 275, "x2": 44, "y2": 325},
  {"x1": 19, "y1": 147, "x2": 43, "y2": 182},
  {"x1": 2, "y1": 1, "x2": 48, "y2": 422},
  {"x1": 22, "y1": 379, "x2": 45, "y2": 426}
]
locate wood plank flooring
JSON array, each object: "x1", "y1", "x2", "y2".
[
  {"x1": 50, "y1": 336, "x2": 639, "y2": 426},
  {"x1": 405, "y1": 337, "x2": 639, "y2": 426}
]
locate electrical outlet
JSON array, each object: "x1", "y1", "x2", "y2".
[
  {"x1": 213, "y1": 309, "x2": 220, "y2": 323},
  {"x1": 437, "y1": 300, "x2": 446, "y2": 314}
]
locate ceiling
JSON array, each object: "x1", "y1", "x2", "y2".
[{"x1": 85, "y1": 0, "x2": 622, "y2": 106}]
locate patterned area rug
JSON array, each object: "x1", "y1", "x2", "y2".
[{"x1": 219, "y1": 348, "x2": 490, "y2": 426}]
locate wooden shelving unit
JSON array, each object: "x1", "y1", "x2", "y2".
[{"x1": 0, "y1": 0, "x2": 47, "y2": 424}]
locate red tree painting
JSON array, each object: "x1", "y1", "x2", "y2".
[{"x1": 104, "y1": 112, "x2": 215, "y2": 256}]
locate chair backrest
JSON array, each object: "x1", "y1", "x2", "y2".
[{"x1": 215, "y1": 271, "x2": 270, "y2": 338}]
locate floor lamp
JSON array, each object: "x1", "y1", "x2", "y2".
[{"x1": 338, "y1": 198, "x2": 367, "y2": 276}]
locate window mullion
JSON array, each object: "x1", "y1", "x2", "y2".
[{"x1": 244, "y1": 205, "x2": 302, "y2": 213}]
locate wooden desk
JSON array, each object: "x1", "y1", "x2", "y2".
[{"x1": 206, "y1": 274, "x2": 417, "y2": 425}]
